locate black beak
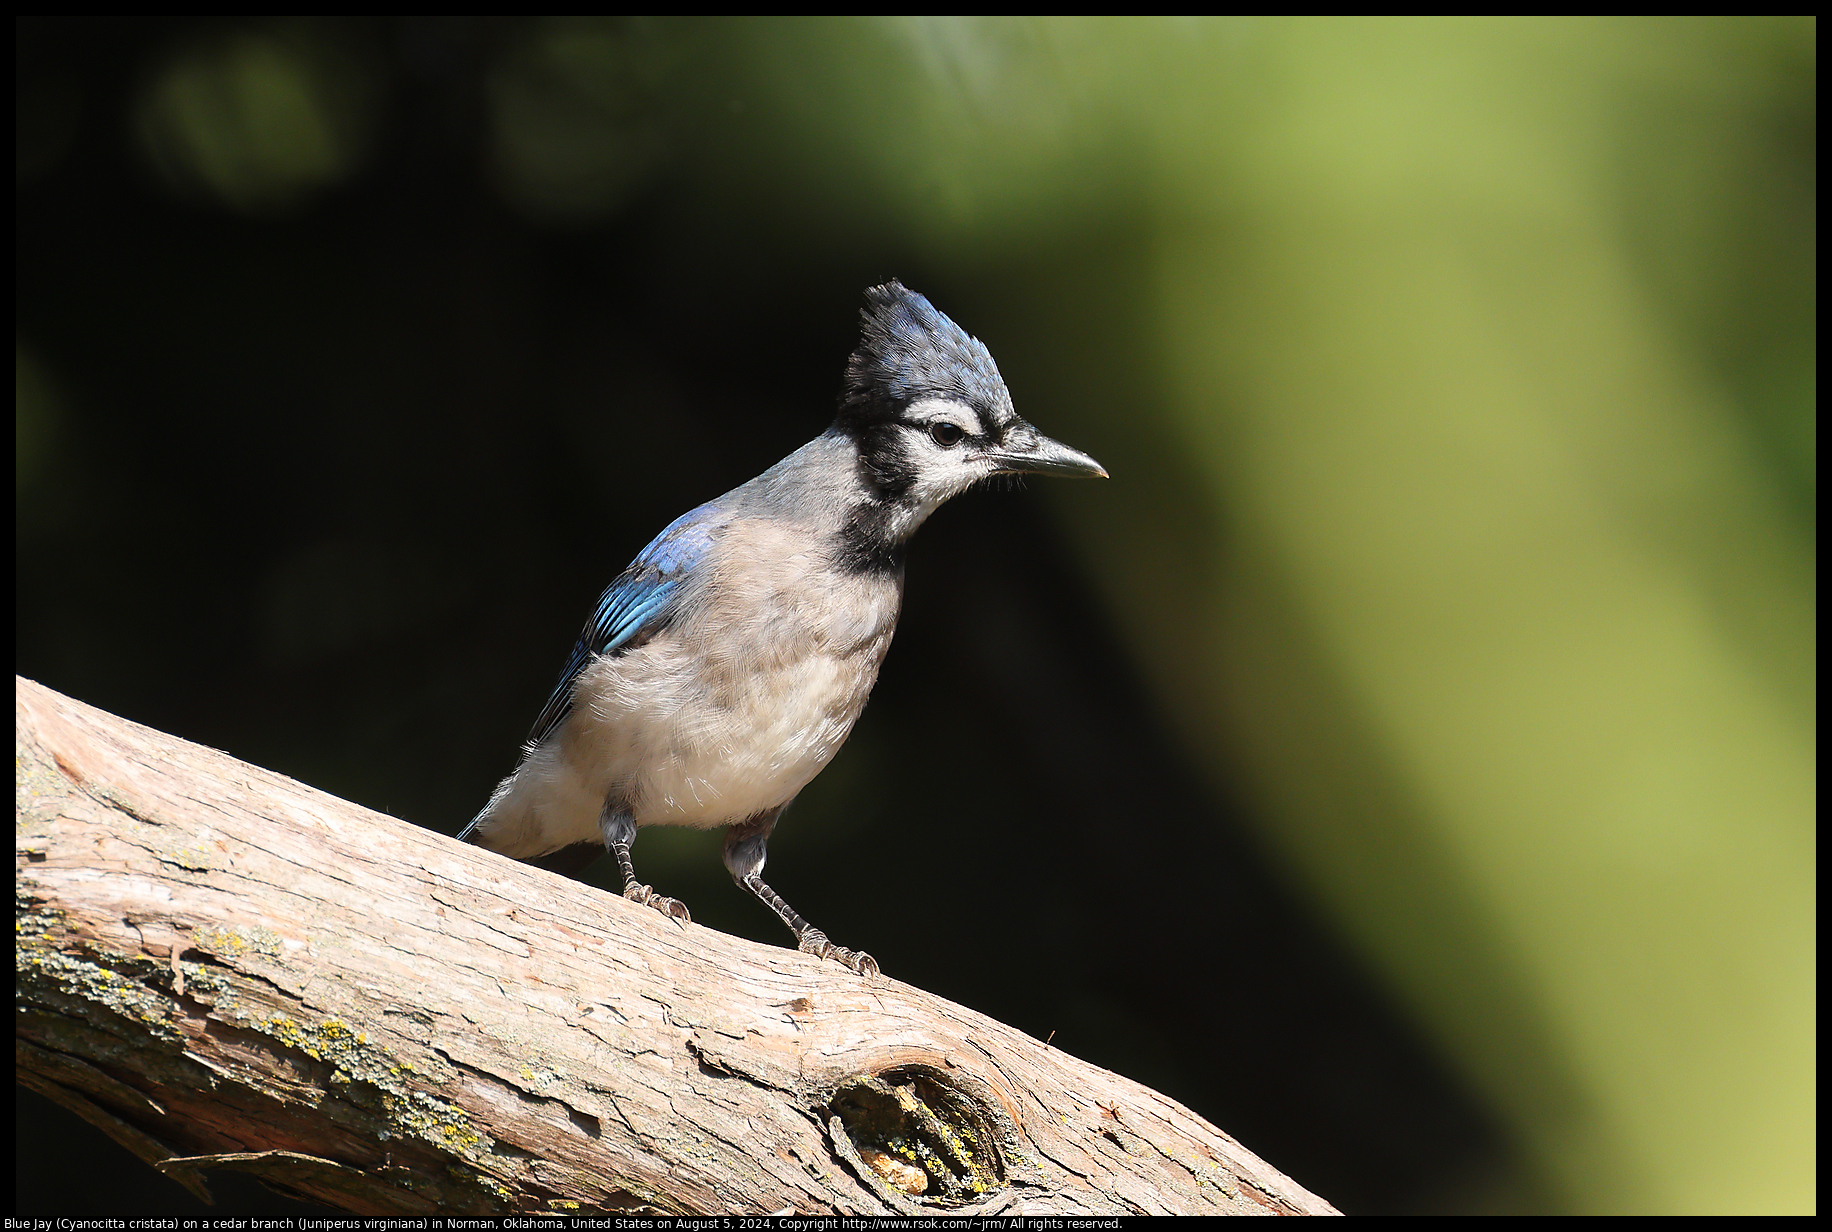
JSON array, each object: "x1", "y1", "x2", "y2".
[{"x1": 981, "y1": 420, "x2": 1108, "y2": 479}]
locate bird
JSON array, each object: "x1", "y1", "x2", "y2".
[{"x1": 460, "y1": 281, "x2": 1106, "y2": 975}]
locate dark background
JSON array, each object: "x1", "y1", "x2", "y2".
[{"x1": 17, "y1": 17, "x2": 1813, "y2": 1216}]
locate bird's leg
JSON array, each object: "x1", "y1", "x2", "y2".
[
  {"x1": 601, "y1": 807, "x2": 689, "y2": 922},
  {"x1": 724, "y1": 819, "x2": 878, "y2": 976}
]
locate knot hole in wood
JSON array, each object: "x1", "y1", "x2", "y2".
[{"x1": 823, "y1": 1064, "x2": 1011, "y2": 1206}]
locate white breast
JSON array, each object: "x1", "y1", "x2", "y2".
[{"x1": 557, "y1": 518, "x2": 901, "y2": 830}]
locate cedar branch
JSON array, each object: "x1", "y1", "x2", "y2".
[{"x1": 15, "y1": 676, "x2": 1338, "y2": 1216}]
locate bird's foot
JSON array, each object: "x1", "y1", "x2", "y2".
[
  {"x1": 623, "y1": 882, "x2": 690, "y2": 923},
  {"x1": 798, "y1": 929, "x2": 879, "y2": 977}
]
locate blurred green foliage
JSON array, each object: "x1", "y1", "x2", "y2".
[
  {"x1": 134, "y1": 23, "x2": 377, "y2": 212},
  {"x1": 17, "y1": 17, "x2": 1813, "y2": 1215}
]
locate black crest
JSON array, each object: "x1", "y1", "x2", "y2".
[{"x1": 837, "y1": 282, "x2": 1013, "y2": 430}]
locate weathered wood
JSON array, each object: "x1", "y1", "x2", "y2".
[{"x1": 14, "y1": 675, "x2": 1339, "y2": 1215}]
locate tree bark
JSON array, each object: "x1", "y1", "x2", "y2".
[{"x1": 15, "y1": 676, "x2": 1339, "y2": 1216}]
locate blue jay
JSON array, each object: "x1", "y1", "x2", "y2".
[{"x1": 461, "y1": 282, "x2": 1105, "y2": 974}]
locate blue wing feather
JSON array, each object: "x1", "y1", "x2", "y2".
[{"x1": 524, "y1": 503, "x2": 723, "y2": 746}]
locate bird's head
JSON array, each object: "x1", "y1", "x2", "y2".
[{"x1": 835, "y1": 282, "x2": 1106, "y2": 542}]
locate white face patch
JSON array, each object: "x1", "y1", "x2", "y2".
[{"x1": 872, "y1": 397, "x2": 1004, "y2": 541}]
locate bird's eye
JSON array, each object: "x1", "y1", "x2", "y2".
[{"x1": 929, "y1": 422, "x2": 965, "y2": 447}]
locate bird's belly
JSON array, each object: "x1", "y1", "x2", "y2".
[
  {"x1": 566, "y1": 634, "x2": 885, "y2": 829},
  {"x1": 638, "y1": 655, "x2": 866, "y2": 825}
]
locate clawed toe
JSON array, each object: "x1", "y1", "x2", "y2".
[
  {"x1": 624, "y1": 883, "x2": 691, "y2": 924},
  {"x1": 798, "y1": 930, "x2": 878, "y2": 976}
]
